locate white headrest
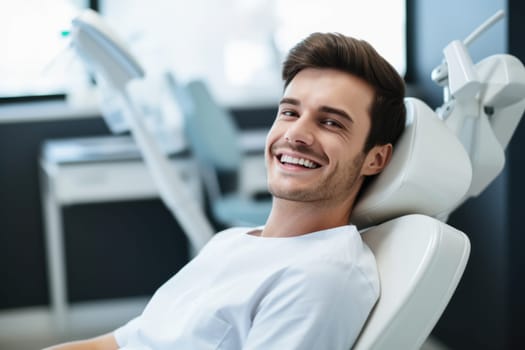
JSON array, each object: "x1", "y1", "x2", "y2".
[{"x1": 350, "y1": 98, "x2": 472, "y2": 229}]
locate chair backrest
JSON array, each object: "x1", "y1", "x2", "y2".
[
  {"x1": 178, "y1": 79, "x2": 242, "y2": 172},
  {"x1": 165, "y1": 75, "x2": 244, "y2": 202},
  {"x1": 350, "y1": 98, "x2": 472, "y2": 349}
]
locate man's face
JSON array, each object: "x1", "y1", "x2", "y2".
[{"x1": 265, "y1": 68, "x2": 375, "y2": 206}]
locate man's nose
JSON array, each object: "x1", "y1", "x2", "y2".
[{"x1": 283, "y1": 116, "x2": 315, "y2": 146}]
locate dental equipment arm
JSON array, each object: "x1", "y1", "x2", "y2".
[
  {"x1": 70, "y1": 9, "x2": 214, "y2": 251},
  {"x1": 431, "y1": 10, "x2": 525, "y2": 206}
]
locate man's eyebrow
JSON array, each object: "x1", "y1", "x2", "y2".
[
  {"x1": 319, "y1": 106, "x2": 354, "y2": 123},
  {"x1": 279, "y1": 97, "x2": 300, "y2": 106}
]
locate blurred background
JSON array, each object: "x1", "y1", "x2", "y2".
[{"x1": 0, "y1": 0, "x2": 523, "y2": 349}]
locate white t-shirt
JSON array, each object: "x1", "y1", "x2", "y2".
[{"x1": 115, "y1": 225, "x2": 379, "y2": 350}]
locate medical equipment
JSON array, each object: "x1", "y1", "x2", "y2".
[
  {"x1": 431, "y1": 9, "x2": 525, "y2": 200},
  {"x1": 69, "y1": 9, "x2": 214, "y2": 251},
  {"x1": 65, "y1": 8, "x2": 523, "y2": 349}
]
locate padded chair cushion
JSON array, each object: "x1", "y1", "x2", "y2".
[
  {"x1": 350, "y1": 98, "x2": 473, "y2": 229},
  {"x1": 353, "y1": 214, "x2": 470, "y2": 349}
]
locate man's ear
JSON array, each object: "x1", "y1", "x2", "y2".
[{"x1": 361, "y1": 143, "x2": 393, "y2": 176}]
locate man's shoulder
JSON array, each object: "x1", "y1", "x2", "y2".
[{"x1": 287, "y1": 226, "x2": 379, "y2": 300}]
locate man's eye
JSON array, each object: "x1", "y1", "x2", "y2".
[
  {"x1": 281, "y1": 110, "x2": 298, "y2": 117},
  {"x1": 323, "y1": 119, "x2": 342, "y2": 128}
]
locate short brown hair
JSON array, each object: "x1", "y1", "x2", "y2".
[{"x1": 282, "y1": 32, "x2": 406, "y2": 152}]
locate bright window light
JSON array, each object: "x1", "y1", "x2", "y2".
[
  {"x1": 274, "y1": 0, "x2": 406, "y2": 75},
  {"x1": 0, "y1": 0, "x2": 86, "y2": 98},
  {"x1": 224, "y1": 41, "x2": 275, "y2": 86},
  {"x1": 222, "y1": 0, "x2": 406, "y2": 102}
]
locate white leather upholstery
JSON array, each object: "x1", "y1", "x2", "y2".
[
  {"x1": 353, "y1": 215, "x2": 470, "y2": 349},
  {"x1": 350, "y1": 98, "x2": 472, "y2": 349},
  {"x1": 351, "y1": 98, "x2": 473, "y2": 228}
]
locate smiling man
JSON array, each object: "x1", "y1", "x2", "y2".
[
  {"x1": 46, "y1": 33, "x2": 406, "y2": 350},
  {"x1": 264, "y1": 67, "x2": 391, "y2": 236}
]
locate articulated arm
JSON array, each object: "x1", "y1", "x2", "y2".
[
  {"x1": 70, "y1": 9, "x2": 214, "y2": 251},
  {"x1": 431, "y1": 10, "x2": 525, "y2": 203}
]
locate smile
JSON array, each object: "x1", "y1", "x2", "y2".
[{"x1": 279, "y1": 154, "x2": 320, "y2": 169}]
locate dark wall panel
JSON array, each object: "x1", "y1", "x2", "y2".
[
  {"x1": 0, "y1": 116, "x2": 110, "y2": 309},
  {"x1": 507, "y1": 0, "x2": 525, "y2": 346},
  {"x1": 63, "y1": 200, "x2": 189, "y2": 302}
]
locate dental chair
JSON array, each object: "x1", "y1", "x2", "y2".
[
  {"x1": 167, "y1": 76, "x2": 272, "y2": 227},
  {"x1": 350, "y1": 98, "x2": 472, "y2": 349},
  {"x1": 351, "y1": 11, "x2": 525, "y2": 347}
]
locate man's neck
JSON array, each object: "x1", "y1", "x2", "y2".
[{"x1": 260, "y1": 197, "x2": 353, "y2": 238}]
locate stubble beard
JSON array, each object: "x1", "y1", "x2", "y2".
[{"x1": 269, "y1": 152, "x2": 366, "y2": 205}]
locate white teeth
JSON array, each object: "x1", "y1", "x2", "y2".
[{"x1": 280, "y1": 155, "x2": 318, "y2": 168}]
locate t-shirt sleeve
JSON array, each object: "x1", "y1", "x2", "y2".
[{"x1": 243, "y1": 260, "x2": 378, "y2": 350}]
